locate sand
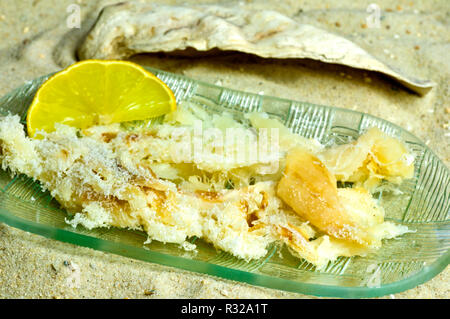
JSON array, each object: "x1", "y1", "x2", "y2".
[{"x1": 0, "y1": 0, "x2": 448, "y2": 298}]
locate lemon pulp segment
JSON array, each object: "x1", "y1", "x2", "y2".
[{"x1": 26, "y1": 60, "x2": 176, "y2": 137}]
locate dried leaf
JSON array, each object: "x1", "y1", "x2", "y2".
[{"x1": 78, "y1": 2, "x2": 434, "y2": 95}]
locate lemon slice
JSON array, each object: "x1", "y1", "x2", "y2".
[{"x1": 26, "y1": 60, "x2": 176, "y2": 137}]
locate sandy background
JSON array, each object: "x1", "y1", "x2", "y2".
[{"x1": 0, "y1": 0, "x2": 448, "y2": 298}]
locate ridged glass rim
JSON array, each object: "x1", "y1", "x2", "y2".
[
  {"x1": 0, "y1": 66, "x2": 448, "y2": 298},
  {"x1": 0, "y1": 205, "x2": 448, "y2": 298}
]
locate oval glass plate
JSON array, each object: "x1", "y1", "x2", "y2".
[{"x1": 0, "y1": 67, "x2": 448, "y2": 298}]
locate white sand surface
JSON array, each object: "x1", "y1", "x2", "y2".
[{"x1": 0, "y1": 0, "x2": 448, "y2": 298}]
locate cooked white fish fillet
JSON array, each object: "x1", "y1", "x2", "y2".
[{"x1": 0, "y1": 105, "x2": 412, "y2": 268}]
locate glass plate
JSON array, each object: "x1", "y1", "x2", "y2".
[{"x1": 0, "y1": 67, "x2": 448, "y2": 298}]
